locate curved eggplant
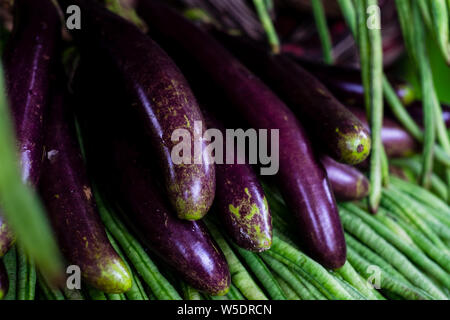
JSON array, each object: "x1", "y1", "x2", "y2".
[
  {"x1": 39, "y1": 80, "x2": 132, "y2": 294},
  {"x1": 321, "y1": 155, "x2": 369, "y2": 201},
  {"x1": 215, "y1": 33, "x2": 371, "y2": 165},
  {"x1": 58, "y1": 0, "x2": 215, "y2": 220},
  {"x1": 137, "y1": 0, "x2": 346, "y2": 269},
  {"x1": 3, "y1": 0, "x2": 60, "y2": 186}
]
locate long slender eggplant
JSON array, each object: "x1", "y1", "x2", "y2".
[
  {"x1": 0, "y1": 260, "x2": 7, "y2": 299},
  {"x1": 215, "y1": 33, "x2": 371, "y2": 165},
  {"x1": 290, "y1": 58, "x2": 416, "y2": 108},
  {"x1": 0, "y1": 0, "x2": 60, "y2": 259},
  {"x1": 349, "y1": 106, "x2": 418, "y2": 158},
  {"x1": 39, "y1": 79, "x2": 132, "y2": 294},
  {"x1": 58, "y1": 0, "x2": 215, "y2": 220},
  {"x1": 137, "y1": 0, "x2": 346, "y2": 269},
  {"x1": 202, "y1": 109, "x2": 272, "y2": 252},
  {"x1": 321, "y1": 155, "x2": 369, "y2": 201},
  {"x1": 3, "y1": 0, "x2": 60, "y2": 186},
  {"x1": 74, "y1": 54, "x2": 231, "y2": 296}
]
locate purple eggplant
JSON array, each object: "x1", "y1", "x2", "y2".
[
  {"x1": 407, "y1": 101, "x2": 450, "y2": 129},
  {"x1": 103, "y1": 136, "x2": 230, "y2": 295},
  {"x1": 215, "y1": 33, "x2": 371, "y2": 165},
  {"x1": 39, "y1": 80, "x2": 132, "y2": 294},
  {"x1": 203, "y1": 109, "x2": 272, "y2": 252},
  {"x1": 321, "y1": 155, "x2": 369, "y2": 201},
  {"x1": 3, "y1": 0, "x2": 60, "y2": 186},
  {"x1": 137, "y1": 0, "x2": 346, "y2": 269},
  {"x1": 0, "y1": 213, "x2": 13, "y2": 258},
  {"x1": 0, "y1": 260, "x2": 7, "y2": 299},
  {"x1": 348, "y1": 106, "x2": 418, "y2": 158},
  {"x1": 291, "y1": 58, "x2": 416, "y2": 108},
  {"x1": 58, "y1": 0, "x2": 215, "y2": 221}
]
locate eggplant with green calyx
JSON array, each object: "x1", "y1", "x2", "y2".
[
  {"x1": 215, "y1": 33, "x2": 371, "y2": 165},
  {"x1": 321, "y1": 155, "x2": 369, "y2": 201},
  {"x1": 39, "y1": 78, "x2": 132, "y2": 294},
  {"x1": 57, "y1": 0, "x2": 215, "y2": 221},
  {"x1": 136, "y1": 0, "x2": 346, "y2": 269}
]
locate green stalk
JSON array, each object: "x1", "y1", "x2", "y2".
[
  {"x1": 337, "y1": 0, "x2": 356, "y2": 34},
  {"x1": 0, "y1": 65, "x2": 63, "y2": 282},
  {"x1": 253, "y1": 0, "x2": 280, "y2": 53},
  {"x1": 311, "y1": 0, "x2": 333, "y2": 64},
  {"x1": 427, "y1": 0, "x2": 450, "y2": 64}
]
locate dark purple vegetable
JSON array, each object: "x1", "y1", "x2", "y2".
[
  {"x1": 290, "y1": 58, "x2": 416, "y2": 108},
  {"x1": 215, "y1": 33, "x2": 371, "y2": 165},
  {"x1": 407, "y1": 101, "x2": 450, "y2": 129},
  {"x1": 203, "y1": 109, "x2": 272, "y2": 252},
  {"x1": 3, "y1": 0, "x2": 60, "y2": 186},
  {"x1": 348, "y1": 106, "x2": 418, "y2": 158},
  {"x1": 58, "y1": 0, "x2": 215, "y2": 221},
  {"x1": 103, "y1": 136, "x2": 231, "y2": 295},
  {"x1": 321, "y1": 155, "x2": 369, "y2": 201},
  {"x1": 39, "y1": 79, "x2": 132, "y2": 294},
  {"x1": 0, "y1": 212, "x2": 13, "y2": 258},
  {"x1": 137, "y1": 0, "x2": 346, "y2": 269},
  {"x1": 0, "y1": 259, "x2": 8, "y2": 300}
]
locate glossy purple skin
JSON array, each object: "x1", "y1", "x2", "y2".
[
  {"x1": 0, "y1": 212, "x2": 14, "y2": 258},
  {"x1": 104, "y1": 136, "x2": 231, "y2": 295},
  {"x1": 3, "y1": 0, "x2": 60, "y2": 186},
  {"x1": 215, "y1": 34, "x2": 371, "y2": 165},
  {"x1": 0, "y1": 260, "x2": 8, "y2": 299},
  {"x1": 39, "y1": 83, "x2": 130, "y2": 293},
  {"x1": 291, "y1": 58, "x2": 416, "y2": 108},
  {"x1": 407, "y1": 101, "x2": 450, "y2": 129},
  {"x1": 58, "y1": 0, "x2": 215, "y2": 221},
  {"x1": 349, "y1": 107, "x2": 418, "y2": 158},
  {"x1": 202, "y1": 111, "x2": 272, "y2": 252},
  {"x1": 321, "y1": 155, "x2": 369, "y2": 201},
  {"x1": 137, "y1": 0, "x2": 346, "y2": 269}
]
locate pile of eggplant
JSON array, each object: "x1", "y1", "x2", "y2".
[{"x1": 0, "y1": 0, "x2": 449, "y2": 301}]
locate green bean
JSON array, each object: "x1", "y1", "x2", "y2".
[
  {"x1": 331, "y1": 272, "x2": 366, "y2": 300},
  {"x1": 268, "y1": 236, "x2": 353, "y2": 300},
  {"x1": 180, "y1": 281, "x2": 203, "y2": 300},
  {"x1": 347, "y1": 246, "x2": 432, "y2": 300},
  {"x1": 3, "y1": 246, "x2": 16, "y2": 300},
  {"x1": 37, "y1": 273, "x2": 64, "y2": 301},
  {"x1": 17, "y1": 245, "x2": 36, "y2": 300},
  {"x1": 227, "y1": 284, "x2": 245, "y2": 300},
  {"x1": 418, "y1": 0, "x2": 432, "y2": 31},
  {"x1": 345, "y1": 233, "x2": 409, "y2": 284},
  {"x1": 252, "y1": 0, "x2": 279, "y2": 53},
  {"x1": 106, "y1": 231, "x2": 148, "y2": 300},
  {"x1": 291, "y1": 267, "x2": 329, "y2": 300},
  {"x1": 381, "y1": 189, "x2": 447, "y2": 250},
  {"x1": 0, "y1": 65, "x2": 63, "y2": 281},
  {"x1": 427, "y1": 0, "x2": 450, "y2": 64},
  {"x1": 336, "y1": 261, "x2": 382, "y2": 300},
  {"x1": 205, "y1": 220, "x2": 266, "y2": 300},
  {"x1": 87, "y1": 286, "x2": 107, "y2": 300},
  {"x1": 311, "y1": 0, "x2": 333, "y2": 64},
  {"x1": 107, "y1": 293, "x2": 126, "y2": 300},
  {"x1": 62, "y1": 287, "x2": 85, "y2": 300},
  {"x1": 95, "y1": 188, "x2": 181, "y2": 300},
  {"x1": 391, "y1": 158, "x2": 448, "y2": 199},
  {"x1": 395, "y1": 0, "x2": 416, "y2": 62},
  {"x1": 232, "y1": 245, "x2": 286, "y2": 300},
  {"x1": 337, "y1": 0, "x2": 356, "y2": 34},
  {"x1": 339, "y1": 206, "x2": 447, "y2": 299},
  {"x1": 260, "y1": 253, "x2": 315, "y2": 300},
  {"x1": 273, "y1": 275, "x2": 300, "y2": 300}
]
